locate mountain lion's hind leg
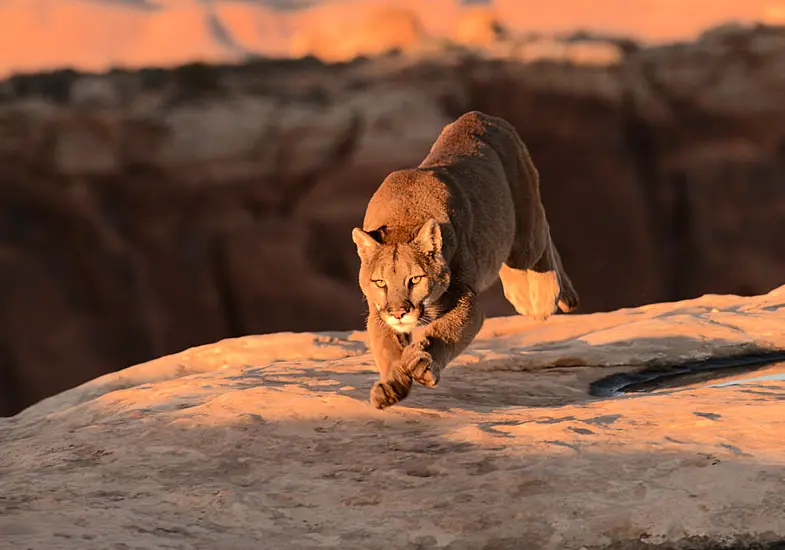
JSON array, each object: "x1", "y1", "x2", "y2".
[
  {"x1": 499, "y1": 242, "x2": 565, "y2": 322},
  {"x1": 367, "y1": 312, "x2": 414, "y2": 410},
  {"x1": 401, "y1": 287, "x2": 484, "y2": 388}
]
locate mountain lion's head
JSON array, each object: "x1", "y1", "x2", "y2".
[{"x1": 352, "y1": 219, "x2": 451, "y2": 333}]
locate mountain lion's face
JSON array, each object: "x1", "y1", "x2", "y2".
[{"x1": 352, "y1": 220, "x2": 450, "y2": 333}]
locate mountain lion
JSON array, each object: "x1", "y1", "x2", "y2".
[{"x1": 351, "y1": 111, "x2": 578, "y2": 409}]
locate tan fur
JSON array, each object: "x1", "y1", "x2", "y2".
[{"x1": 352, "y1": 111, "x2": 578, "y2": 409}]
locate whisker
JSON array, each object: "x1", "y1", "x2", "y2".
[{"x1": 419, "y1": 302, "x2": 445, "y2": 326}]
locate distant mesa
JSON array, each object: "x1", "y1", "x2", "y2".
[
  {"x1": 451, "y1": 6, "x2": 507, "y2": 46},
  {"x1": 290, "y1": 5, "x2": 426, "y2": 61},
  {"x1": 0, "y1": 0, "x2": 780, "y2": 77}
]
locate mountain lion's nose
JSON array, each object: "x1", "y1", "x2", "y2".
[{"x1": 389, "y1": 303, "x2": 412, "y2": 320}]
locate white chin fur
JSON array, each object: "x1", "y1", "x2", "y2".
[{"x1": 385, "y1": 319, "x2": 418, "y2": 333}]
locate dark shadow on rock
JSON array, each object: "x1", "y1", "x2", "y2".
[{"x1": 589, "y1": 349, "x2": 785, "y2": 397}]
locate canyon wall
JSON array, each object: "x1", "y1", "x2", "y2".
[{"x1": 1, "y1": 24, "x2": 784, "y2": 415}]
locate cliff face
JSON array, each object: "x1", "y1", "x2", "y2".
[
  {"x1": 2, "y1": 287, "x2": 785, "y2": 549},
  {"x1": 2, "y1": 25, "x2": 785, "y2": 415}
]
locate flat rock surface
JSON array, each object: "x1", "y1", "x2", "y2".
[{"x1": 2, "y1": 286, "x2": 785, "y2": 549}]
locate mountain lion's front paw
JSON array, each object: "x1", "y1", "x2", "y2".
[
  {"x1": 401, "y1": 343, "x2": 440, "y2": 388},
  {"x1": 370, "y1": 378, "x2": 410, "y2": 409}
]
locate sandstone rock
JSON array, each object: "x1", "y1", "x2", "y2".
[
  {"x1": 290, "y1": 5, "x2": 426, "y2": 61},
  {"x1": 511, "y1": 35, "x2": 624, "y2": 67},
  {"x1": 450, "y1": 6, "x2": 507, "y2": 47},
  {"x1": 766, "y1": 4, "x2": 785, "y2": 23},
  {"x1": 69, "y1": 75, "x2": 123, "y2": 108},
  {"x1": 1, "y1": 0, "x2": 777, "y2": 78},
  {"x1": 2, "y1": 287, "x2": 784, "y2": 549},
  {"x1": 2, "y1": 26, "x2": 785, "y2": 417}
]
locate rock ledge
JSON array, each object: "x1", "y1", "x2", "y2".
[{"x1": 1, "y1": 286, "x2": 785, "y2": 549}]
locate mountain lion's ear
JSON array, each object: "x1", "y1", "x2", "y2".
[
  {"x1": 352, "y1": 228, "x2": 380, "y2": 261},
  {"x1": 414, "y1": 218, "x2": 442, "y2": 255}
]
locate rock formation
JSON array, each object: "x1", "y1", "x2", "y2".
[
  {"x1": 1, "y1": 286, "x2": 784, "y2": 548},
  {"x1": 1, "y1": 25, "x2": 785, "y2": 416},
  {"x1": 0, "y1": 0, "x2": 780, "y2": 77}
]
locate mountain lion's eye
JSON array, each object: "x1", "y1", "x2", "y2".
[
  {"x1": 410, "y1": 276, "x2": 423, "y2": 285},
  {"x1": 373, "y1": 280, "x2": 386, "y2": 288}
]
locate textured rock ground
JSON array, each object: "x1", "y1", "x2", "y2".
[
  {"x1": 3, "y1": 24, "x2": 785, "y2": 416},
  {"x1": 1, "y1": 286, "x2": 784, "y2": 549}
]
